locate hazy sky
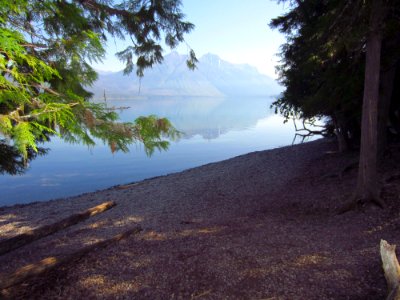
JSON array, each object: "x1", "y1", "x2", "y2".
[{"x1": 92, "y1": 1, "x2": 289, "y2": 78}]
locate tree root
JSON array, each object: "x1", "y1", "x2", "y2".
[
  {"x1": 321, "y1": 160, "x2": 359, "y2": 180},
  {"x1": 337, "y1": 194, "x2": 385, "y2": 214},
  {"x1": 339, "y1": 161, "x2": 359, "y2": 179}
]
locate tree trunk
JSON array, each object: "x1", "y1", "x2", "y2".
[
  {"x1": 378, "y1": 64, "x2": 397, "y2": 156},
  {"x1": 354, "y1": 0, "x2": 385, "y2": 207},
  {"x1": 333, "y1": 113, "x2": 349, "y2": 152},
  {"x1": 337, "y1": 126, "x2": 348, "y2": 153}
]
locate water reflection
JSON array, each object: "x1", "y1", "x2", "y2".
[
  {"x1": 0, "y1": 96, "x2": 301, "y2": 206},
  {"x1": 0, "y1": 141, "x2": 48, "y2": 175},
  {"x1": 109, "y1": 96, "x2": 274, "y2": 139}
]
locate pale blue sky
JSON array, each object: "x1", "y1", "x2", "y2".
[{"x1": 92, "y1": 1, "x2": 289, "y2": 78}]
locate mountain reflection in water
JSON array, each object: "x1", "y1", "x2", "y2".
[
  {"x1": 0, "y1": 96, "x2": 313, "y2": 206},
  {"x1": 112, "y1": 97, "x2": 271, "y2": 139}
]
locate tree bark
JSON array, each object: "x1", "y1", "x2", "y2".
[
  {"x1": 380, "y1": 240, "x2": 400, "y2": 300},
  {"x1": 333, "y1": 114, "x2": 349, "y2": 152},
  {"x1": 378, "y1": 64, "x2": 397, "y2": 156},
  {"x1": 354, "y1": 0, "x2": 385, "y2": 207}
]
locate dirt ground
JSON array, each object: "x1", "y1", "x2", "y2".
[{"x1": 1, "y1": 138, "x2": 400, "y2": 299}]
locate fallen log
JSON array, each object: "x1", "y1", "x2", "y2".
[
  {"x1": 0, "y1": 201, "x2": 116, "y2": 256},
  {"x1": 116, "y1": 182, "x2": 141, "y2": 190},
  {"x1": 381, "y1": 240, "x2": 400, "y2": 300},
  {"x1": 0, "y1": 225, "x2": 142, "y2": 291}
]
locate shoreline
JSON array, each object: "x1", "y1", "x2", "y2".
[
  {"x1": 0, "y1": 138, "x2": 333, "y2": 250},
  {"x1": 0, "y1": 139, "x2": 320, "y2": 210},
  {"x1": 1, "y1": 138, "x2": 399, "y2": 299}
]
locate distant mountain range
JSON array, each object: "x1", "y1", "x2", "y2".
[{"x1": 89, "y1": 52, "x2": 282, "y2": 98}]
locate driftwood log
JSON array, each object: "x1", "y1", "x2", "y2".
[
  {"x1": 381, "y1": 240, "x2": 400, "y2": 300},
  {"x1": 116, "y1": 182, "x2": 141, "y2": 190},
  {"x1": 0, "y1": 226, "x2": 142, "y2": 291},
  {"x1": 0, "y1": 201, "x2": 116, "y2": 256}
]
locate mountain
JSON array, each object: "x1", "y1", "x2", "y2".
[{"x1": 89, "y1": 52, "x2": 282, "y2": 98}]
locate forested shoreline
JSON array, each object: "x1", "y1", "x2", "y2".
[{"x1": 270, "y1": 0, "x2": 400, "y2": 210}]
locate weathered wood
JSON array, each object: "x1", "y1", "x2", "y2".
[
  {"x1": 117, "y1": 182, "x2": 140, "y2": 190},
  {"x1": 380, "y1": 240, "x2": 400, "y2": 300},
  {"x1": 0, "y1": 226, "x2": 142, "y2": 291},
  {"x1": 0, "y1": 201, "x2": 116, "y2": 256}
]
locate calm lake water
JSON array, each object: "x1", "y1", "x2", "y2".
[{"x1": 0, "y1": 96, "x2": 307, "y2": 206}]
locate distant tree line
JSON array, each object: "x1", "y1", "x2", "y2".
[{"x1": 271, "y1": 0, "x2": 400, "y2": 208}]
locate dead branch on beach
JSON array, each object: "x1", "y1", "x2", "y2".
[
  {"x1": 0, "y1": 201, "x2": 116, "y2": 256},
  {"x1": 291, "y1": 118, "x2": 328, "y2": 145}
]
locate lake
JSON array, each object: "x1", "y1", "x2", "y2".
[{"x1": 0, "y1": 96, "x2": 308, "y2": 206}]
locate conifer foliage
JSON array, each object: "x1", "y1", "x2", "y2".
[
  {"x1": 0, "y1": 0, "x2": 196, "y2": 172},
  {"x1": 271, "y1": 0, "x2": 400, "y2": 150},
  {"x1": 271, "y1": 0, "x2": 400, "y2": 207}
]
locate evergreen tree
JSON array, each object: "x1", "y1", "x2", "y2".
[
  {"x1": 271, "y1": 0, "x2": 400, "y2": 208},
  {"x1": 0, "y1": 0, "x2": 196, "y2": 172}
]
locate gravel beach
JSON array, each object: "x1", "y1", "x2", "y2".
[{"x1": 1, "y1": 138, "x2": 400, "y2": 299}]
